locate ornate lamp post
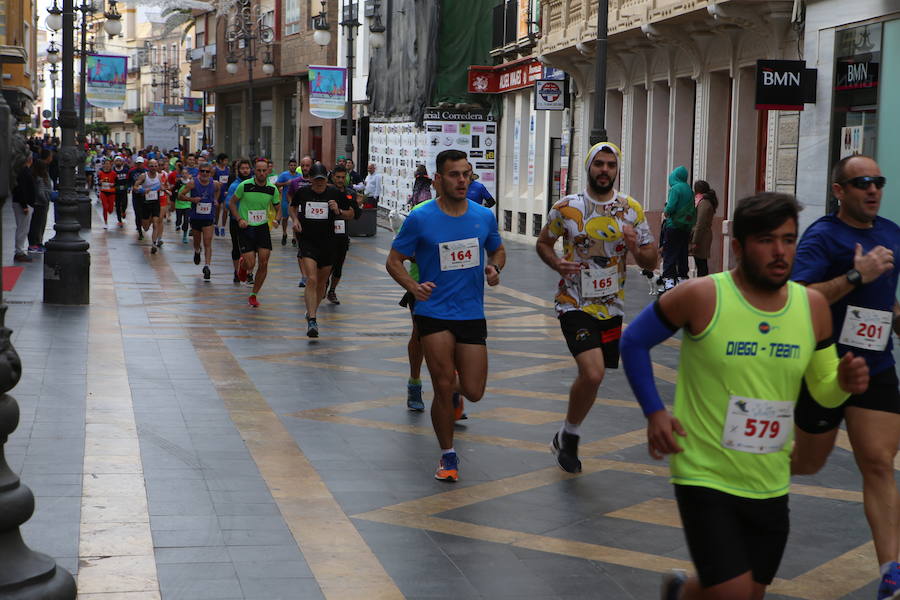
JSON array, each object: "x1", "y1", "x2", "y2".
[
  {"x1": 224, "y1": 0, "x2": 275, "y2": 160},
  {"x1": 47, "y1": 40, "x2": 62, "y2": 139},
  {"x1": 313, "y1": 0, "x2": 386, "y2": 163}
]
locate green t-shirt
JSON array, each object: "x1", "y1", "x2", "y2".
[{"x1": 233, "y1": 179, "x2": 278, "y2": 226}]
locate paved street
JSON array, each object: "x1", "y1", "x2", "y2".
[{"x1": 2, "y1": 202, "x2": 894, "y2": 600}]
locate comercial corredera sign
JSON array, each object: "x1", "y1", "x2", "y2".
[{"x1": 755, "y1": 59, "x2": 817, "y2": 110}]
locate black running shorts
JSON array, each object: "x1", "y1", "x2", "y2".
[
  {"x1": 238, "y1": 224, "x2": 272, "y2": 254},
  {"x1": 794, "y1": 366, "x2": 900, "y2": 434},
  {"x1": 559, "y1": 310, "x2": 622, "y2": 368},
  {"x1": 298, "y1": 238, "x2": 335, "y2": 267},
  {"x1": 141, "y1": 201, "x2": 161, "y2": 220},
  {"x1": 414, "y1": 315, "x2": 487, "y2": 345},
  {"x1": 190, "y1": 219, "x2": 214, "y2": 232},
  {"x1": 675, "y1": 484, "x2": 789, "y2": 587}
]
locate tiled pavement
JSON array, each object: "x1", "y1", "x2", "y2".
[{"x1": 2, "y1": 199, "x2": 898, "y2": 599}]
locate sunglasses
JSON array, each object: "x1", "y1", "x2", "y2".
[
  {"x1": 199, "y1": 169, "x2": 212, "y2": 173},
  {"x1": 841, "y1": 176, "x2": 886, "y2": 190}
]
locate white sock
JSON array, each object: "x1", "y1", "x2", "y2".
[
  {"x1": 442, "y1": 447, "x2": 456, "y2": 456},
  {"x1": 560, "y1": 421, "x2": 581, "y2": 438},
  {"x1": 881, "y1": 562, "x2": 896, "y2": 577}
]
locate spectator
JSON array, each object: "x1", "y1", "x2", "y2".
[
  {"x1": 689, "y1": 180, "x2": 718, "y2": 277},
  {"x1": 410, "y1": 165, "x2": 432, "y2": 209},
  {"x1": 12, "y1": 155, "x2": 36, "y2": 262},
  {"x1": 660, "y1": 165, "x2": 695, "y2": 290},
  {"x1": 465, "y1": 165, "x2": 495, "y2": 208},
  {"x1": 28, "y1": 156, "x2": 53, "y2": 253},
  {"x1": 363, "y1": 163, "x2": 381, "y2": 208}
]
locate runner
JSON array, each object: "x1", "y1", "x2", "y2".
[
  {"x1": 132, "y1": 158, "x2": 168, "y2": 253},
  {"x1": 289, "y1": 163, "x2": 355, "y2": 337},
  {"x1": 96, "y1": 158, "x2": 117, "y2": 229},
  {"x1": 169, "y1": 161, "x2": 191, "y2": 243},
  {"x1": 213, "y1": 153, "x2": 230, "y2": 237},
  {"x1": 178, "y1": 161, "x2": 221, "y2": 280},
  {"x1": 128, "y1": 156, "x2": 147, "y2": 240},
  {"x1": 788, "y1": 155, "x2": 900, "y2": 600},
  {"x1": 113, "y1": 155, "x2": 129, "y2": 228},
  {"x1": 275, "y1": 158, "x2": 298, "y2": 246},
  {"x1": 184, "y1": 154, "x2": 199, "y2": 178},
  {"x1": 224, "y1": 159, "x2": 253, "y2": 283},
  {"x1": 230, "y1": 159, "x2": 280, "y2": 307},
  {"x1": 535, "y1": 141, "x2": 658, "y2": 473},
  {"x1": 386, "y1": 149, "x2": 505, "y2": 481},
  {"x1": 618, "y1": 192, "x2": 869, "y2": 599},
  {"x1": 325, "y1": 163, "x2": 361, "y2": 305}
]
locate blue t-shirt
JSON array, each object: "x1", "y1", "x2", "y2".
[
  {"x1": 188, "y1": 179, "x2": 217, "y2": 221},
  {"x1": 186, "y1": 167, "x2": 200, "y2": 178},
  {"x1": 276, "y1": 171, "x2": 295, "y2": 205},
  {"x1": 466, "y1": 180, "x2": 494, "y2": 206},
  {"x1": 792, "y1": 214, "x2": 900, "y2": 375},
  {"x1": 213, "y1": 166, "x2": 230, "y2": 200},
  {"x1": 391, "y1": 199, "x2": 502, "y2": 320},
  {"x1": 224, "y1": 177, "x2": 248, "y2": 209}
]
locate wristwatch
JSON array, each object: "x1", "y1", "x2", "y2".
[
  {"x1": 846, "y1": 268, "x2": 863, "y2": 287},
  {"x1": 491, "y1": 263, "x2": 503, "y2": 274}
]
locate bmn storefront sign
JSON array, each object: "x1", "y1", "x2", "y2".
[{"x1": 755, "y1": 60, "x2": 817, "y2": 110}]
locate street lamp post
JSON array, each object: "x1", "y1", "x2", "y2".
[
  {"x1": 72, "y1": 0, "x2": 95, "y2": 229},
  {"x1": 225, "y1": 0, "x2": 274, "y2": 160},
  {"x1": 588, "y1": 0, "x2": 609, "y2": 145},
  {"x1": 47, "y1": 39, "x2": 62, "y2": 139}
]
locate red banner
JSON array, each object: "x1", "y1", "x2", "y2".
[{"x1": 468, "y1": 58, "x2": 543, "y2": 94}]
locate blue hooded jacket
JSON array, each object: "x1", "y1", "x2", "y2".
[{"x1": 664, "y1": 165, "x2": 695, "y2": 230}]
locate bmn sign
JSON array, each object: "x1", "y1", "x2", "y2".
[{"x1": 755, "y1": 60, "x2": 817, "y2": 110}]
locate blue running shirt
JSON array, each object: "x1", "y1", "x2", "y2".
[
  {"x1": 189, "y1": 179, "x2": 217, "y2": 222},
  {"x1": 391, "y1": 199, "x2": 501, "y2": 320},
  {"x1": 792, "y1": 214, "x2": 900, "y2": 375}
]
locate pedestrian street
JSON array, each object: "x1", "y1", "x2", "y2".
[{"x1": 4, "y1": 209, "x2": 895, "y2": 600}]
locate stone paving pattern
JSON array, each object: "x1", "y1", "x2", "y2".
[{"x1": 4, "y1": 201, "x2": 898, "y2": 599}]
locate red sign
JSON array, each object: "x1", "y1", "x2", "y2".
[
  {"x1": 42, "y1": 119, "x2": 51, "y2": 128},
  {"x1": 468, "y1": 58, "x2": 543, "y2": 94}
]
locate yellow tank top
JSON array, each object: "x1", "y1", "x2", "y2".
[{"x1": 670, "y1": 271, "x2": 815, "y2": 499}]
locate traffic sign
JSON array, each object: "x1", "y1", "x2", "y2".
[
  {"x1": 42, "y1": 109, "x2": 51, "y2": 118},
  {"x1": 42, "y1": 119, "x2": 51, "y2": 128},
  {"x1": 50, "y1": 118, "x2": 58, "y2": 127}
]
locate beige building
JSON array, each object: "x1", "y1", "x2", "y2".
[{"x1": 496, "y1": 0, "x2": 801, "y2": 272}]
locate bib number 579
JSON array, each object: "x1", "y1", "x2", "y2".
[{"x1": 743, "y1": 418, "x2": 780, "y2": 439}]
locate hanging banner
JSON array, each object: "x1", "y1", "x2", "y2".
[
  {"x1": 180, "y1": 97, "x2": 203, "y2": 124},
  {"x1": 308, "y1": 65, "x2": 346, "y2": 119},
  {"x1": 85, "y1": 53, "x2": 127, "y2": 109},
  {"x1": 143, "y1": 116, "x2": 179, "y2": 150}
]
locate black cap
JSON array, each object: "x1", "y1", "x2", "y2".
[{"x1": 308, "y1": 163, "x2": 329, "y2": 180}]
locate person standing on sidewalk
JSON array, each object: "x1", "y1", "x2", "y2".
[
  {"x1": 12, "y1": 154, "x2": 35, "y2": 263},
  {"x1": 690, "y1": 180, "x2": 718, "y2": 277},
  {"x1": 28, "y1": 156, "x2": 53, "y2": 253},
  {"x1": 660, "y1": 165, "x2": 696, "y2": 291},
  {"x1": 364, "y1": 163, "x2": 382, "y2": 208}
]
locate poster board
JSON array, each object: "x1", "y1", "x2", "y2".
[{"x1": 143, "y1": 116, "x2": 179, "y2": 150}]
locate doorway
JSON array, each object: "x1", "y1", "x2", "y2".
[{"x1": 547, "y1": 137, "x2": 562, "y2": 212}]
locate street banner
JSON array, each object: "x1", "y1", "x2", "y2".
[
  {"x1": 85, "y1": 53, "x2": 127, "y2": 109},
  {"x1": 308, "y1": 65, "x2": 346, "y2": 119},
  {"x1": 181, "y1": 97, "x2": 203, "y2": 125},
  {"x1": 143, "y1": 116, "x2": 179, "y2": 150}
]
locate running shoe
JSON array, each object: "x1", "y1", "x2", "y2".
[
  {"x1": 551, "y1": 430, "x2": 582, "y2": 474},
  {"x1": 246, "y1": 272, "x2": 254, "y2": 284},
  {"x1": 32, "y1": 246, "x2": 46, "y2": 254},
  {"x1": 248, "y1": 294, "x2": 260, "y2": 308},
  {"x1": 298, "y1": 276, "x2": 307, "y2": 288},
  {"x1": 434, "y1": 452, "x2": 459, "y2": 482},
  {"x1": 203, "y1": 265, "x2": 211, "y2": 280},
  {"x1": 138, "y1": 230, "x2": 144, "y2": 241},
  {"x1": 660, "y1": 570, "x2": 688, "y2": 600},
  {"x1": 878, "y1": 563, "x2": 900, "y2": 600},
  {"x1": 156, "y1": 239, "x2": 164, "y2": 247},
  {"x1": 27, "y1": 245, "x2": 39, "y2": 253},
  {"x1": 193, "y1": 251, "x2": 201, "y2": 265},
  {"x1": 233, "y1": 271, "x2": 240, "y2": 284},
  {"x1": 291, "y1": 237, "x2": 297, "y2": 247},
  {"x1": 103, "y1": 224, "x2": 108, "y2": 230},
  {"x1": 150, "y1": 245, "x2": 157, "y2": 255},
  {"x1": 281, "y1": 233, "x2": 287, "y2": 246},
  {"x1": 407, "y1": 383, "x2": 424, "y2": 412},
  {"x1": 306, "y1": 318, "x2": 319, "y2": 338},
  {"x1": 452, "y1": 392, "x2": 467, "y2": 420},
  {"x1": 117, "y1": 221, "x2": 124, "y2": 228},
  {"x1": 236, "y1": 257, "x2": 248, "y2": 282},
  {"x1": 327, "y1": 289, "x2": 340, "y2": 305},
  {"x1": 182, "y1": 231, "x2": 188, "y2": 244}
]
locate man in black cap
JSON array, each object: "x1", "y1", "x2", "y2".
[{"x1": 290, "y1": 163, "x2": 356, "y2": 337}]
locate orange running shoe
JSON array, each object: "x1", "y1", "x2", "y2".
[
  {"x1": 434, "y1": 452, "x2": 458, "y2": 482},
  {"x1": 452, "y1": 392, "x2": 467, "y2": 421},
  {"x1": 237, "y1": 257, "x2": 248, "y2": 282},
  {"x1": 248, "y1": 294, "x2": 260, "y2": 308}
]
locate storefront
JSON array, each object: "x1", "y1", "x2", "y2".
[{"x1": 797, "y1": 2, "x2": 900, "y2": 229}]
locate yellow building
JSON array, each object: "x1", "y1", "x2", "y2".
[{"x1": 0, "y1": 0, "x2": 39, "y2": 122}]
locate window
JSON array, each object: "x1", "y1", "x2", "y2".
[
  {"x1": 503, "y1": 210, "x2": 512, "y2": 232},
  {"x1": 0, "y1": 4, "x2": 6, "y2": 45},
  {"x1": 195, "y1": 15, "x2": 206, "y2": 48},
  {"x1": 284, "y1": 0, "x2": 300, "y2": 35},
  {"x1": 125, "y1": 132, "x2": 132, "y2": 146},
  {"x1": 23, "y1": 22, "x2": 30, "y2": 75},
  {"x1": 517, "y1": 212, "x2": 527, "y2": 235},
  {"x1": 532, "y1": 214, "x2": 542, "y2": 237}
]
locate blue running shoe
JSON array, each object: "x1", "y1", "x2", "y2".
[
  {"x1": 298, "y1": 276, "x2": 307, "y2": 288},
  {"x1": 660, "y1": 570, "x2": 688, "y2": 600},
  {"x1": 878, "y1": 562, "x2": 900, "y2": 600},
  {"x1": 407, "y1": 383, "x2": 424, "y2": 412},
  {"x1": 434, "y1": 452, "x2": 458, "y2": 481}
]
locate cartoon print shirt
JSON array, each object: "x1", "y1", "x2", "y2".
[{"x1": 546, "y1": 191, "x2": 653, "y2": 320}]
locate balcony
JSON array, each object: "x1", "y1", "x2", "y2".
[{"x1": 491, "y1": 0, "x2": 537, "y2": 58}]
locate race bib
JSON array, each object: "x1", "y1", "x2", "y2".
[
  {"x1": 334, "y1": 220, "x2": 345, "y2": 234},
  {"x1": 839, "y1": 305, "x2": 892, "y2": 351},
  {"x1": 247, "y1": 209, "x2": 267, "y2": 225},
  {"x1": 580, "y1": 266, "x2": 620, "y2": 298},
  {"x1": 145, "y1": 189, "x2": 158, "y2": 201},
  {"x1": 100, "y1": 181, "x2": 114, "y2": 191},
  {"x1": 305, "y1": 201, "x2": 329, "y2": 220},
  {"x1": 195, "y1": 202, "x2": 212, "y2": 215},
  {"x1": 439, "y1": 237, "x2": 480, "y2": 271},
  {"x1": 721, "y1": 396, "x2": 792, "y2": 455},
  {"x1": 218, "y1": 175, "x2": 229, "y2": 184}
]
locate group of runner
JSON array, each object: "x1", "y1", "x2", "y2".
[{"x1": 387, "y1": 145, "x2": 899, "y2": 599}]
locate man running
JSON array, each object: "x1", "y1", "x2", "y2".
[
  {"x1": 535, "y1": 141, "x2": 658, "y2": 473},
  {"x1": 386, "y1": 149, "x2": 505, "y2": 481},
  {"x1": 213, "y1": 152, "x2": 230, "y2": 237},
  {"x1": 231, "y1": 159, "x2": 279, "y2": 307},
  {"x1": 113, "y1": 155, "x2": 129, "y2": 228},
  {"x1": 97, "y1": 158, "x2": 117, "y2": 229},
  {"x1": 178, "y1": 161, "x2": 221, "y2": 280},
  {"x1": 788, "y1": 155, "x2": 900, "y2": 599},
  {"x1": 619, "y1": 192, "x2": 869, "y2": 599},
  {"x1": 128, "y1": 156, "x2": 147, "y2": 239},
  {"x1": 289, "y1": 163, "x2": 355, "y2": 337},
  {"x1": 132, "y1": 158, "x2": 167, "y2": 253},
  {"x1": 275, "y1": 158, "x2": 299, "y2": 246},
  {"x1": 225, "y1": 159, "x2": 253, "y2": 283},
  {"x1": 325, "y1": 163, "x2": 361, "y2": 305}
]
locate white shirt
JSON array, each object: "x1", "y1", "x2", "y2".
[{"x1": 364, "y1": 172, "x2": 382, "y2": 198}]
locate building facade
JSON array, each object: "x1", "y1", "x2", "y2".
[{"x1": 1, "y1": 0, "x2": 38, "y2": 124}]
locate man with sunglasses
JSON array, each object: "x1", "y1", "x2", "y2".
[
  {"x1": 178, "y1": 164, "x2": 221, "y2": 280},
  {"x1": 790, "y1": 155, "x2": 900, "y2": 600}
]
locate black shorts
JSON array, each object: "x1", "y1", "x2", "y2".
[
  {"x1": 559, "y1": 310, "x2": 622, "y2": 368},
  {"x1": 298, "y1": 238, "x2": 335, "y2": 267},
  {"x1": 413, "y1": 315, "x2": 487, "y2": 345},
  {"x1": 795, "y1": 367, "x2": 900, "y2": 434},
  {"x1": 237, "y1": 224, "x2": 272, "y2": 254},
  {"x1": 191, "y1": 219, "x2": 214, "y2": 232},
  {"x1": 675, "y1": 484, "x2": 789, "y2": 587},
  {"x1": 399, "y1": 291, "x2": 416, "y2": 313},
  {"x1": 141, "y1": 201, "x2": 160, "y2": 220}
]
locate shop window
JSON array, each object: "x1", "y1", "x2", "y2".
[
  {"x1": 532, "y1": 213, "x2": 542, "y2": 237},
  {"x1": 503, "y1": 209, "x2": 512, "y2": 232},
  {"x1": 517, "y1": 211, "x2": 527, "y2": 235}
]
